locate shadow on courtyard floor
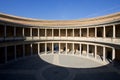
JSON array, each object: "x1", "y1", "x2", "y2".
[{"x1": 0, "y1": 55, "x2": 120, "y2": 80}]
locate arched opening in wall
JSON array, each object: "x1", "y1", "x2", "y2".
[
  {"x1": 74, "y1": 29, "x2": 80, "y2": 37},
  {"x1": 81, "y1": 44, "x2": 87, "y2": 56},
  {"x1": 67, "y1": 43, "x2": 72, "y2": 54},
  {"x1": 97, "y1": 46, "x2": 103, "y2": 61},
  {"x1": 16, "y1": 27, "x2": 23, "y2": 37},
  {"x1": 105, "y1": 26, "x2": 113, "y2": 38},
  {"x1": 89, "y1": 28, "x2": 95, "y2": 37},
  {"x1": 115, "y1": 24, "x2": 120, "y2": 38},
  {"x1": 47, "y1": 29, "x2": 52, "y2": 37},
  {"x1": 32, "y1": 44, "x2": 38, "y2": 55},
  {"x1": 54, "y1": 29, "x2": 59, "y2": 36},
  {"x1": 97, "y1": 27, "x2": 103, "y2": 37},
  {"x1": 60, "y1": 43, "x2": 66, "y2": 54},
  {"x1": 24, "y1": 28, "x2": 30, "y2": 37},
  {"x1": 47, "y1": 43, "x2": 52, "y2": 54},
  {"x1": 0, "y1": 24, "x2": 4, "y2": 38},
  {"x1": 74, "y1": 44, "x2": 80, "y2": 54},
  {"x1": 60, "y1": 29, "x2": 66, "y2": 37},
  {"x1": 0, "y1": 47, "x2": 5, "y2": 63},
  {"x1": 81, "y1": 28, "x2": 87, "y2": 37},
  {"x1": 25, "y1": 44, "x2": 31, "y2": 56},
  {"x1": 6, "y1": 26, "x2": 14, "y2": 38},
  {"x1": 7, "y1": 46, "x2": 15, "y2": 61},
  {"x1": 106, "y1": 47, "x2": 112, "y2": 62},
  {"x1": 40, "y1": 43, "x2": 45, "y2": 54},
  {"x1": 89, "y1": 45, "x2": 95, "y2": 58},
  {"x1": 40, "y1": 29, "x2": 45, "y2": 37},
  {"x1": 54, "y1": 43, "x2": 59, "y2": 53},
  {"x1": 67, "y1": 29, "x2": 73, "y2": 37},
  {"x1": 16, "y1": 45, "x2": 23, "y2": 58}
]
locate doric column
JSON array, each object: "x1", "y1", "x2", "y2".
[
  {"x1": 45, "y1": 43, "x2": 47, "y2": 54},
  {"x1": 79, "y1": 43, "x2": 81, "y2": 56},
  {"x1": 113, "y1": 25, "x2": 116, "y2": 38},
  {"x1": 112, "y1": 47, "x2": 115, "y2": 60},
  {"x1": 95, "y1": 45, "x2": 97, "y2": 59},
  {"x1": 14, "y1": 45, "x2": 16, "y2": 61},
  {"x1": 30, "y1": 44, "x2": 33, "y2": 56},
  {"x1": 38, "y1": 43, "x2": 40, "y2": 54},
  {"x1": 95, "y1": 27, "x2": 97, "y2": 37},
  {"x1": 52, "y1": 42, "x2": 54, "y2": 54},
  {"x1": 14, "y1": 27, "x2": 16, "y2": 37},
  {"x1": 87, "y1": 44, "x2": 89, "y2": 57},
  {"x1": 5, "y1": 46, "x2": 7, "y2": 63},
  {"x1": 87, "y1": 28, "x2": 89, "y2": 37},
  {"x1": 103, "y1": 26, "x2": 106, "y2": 38},
  {"x1": 103, "y1": 46, "x2": 106, "y2": 62},
  {"x1": 66, "y1": 43, "x2": 67, "y2": 54}
]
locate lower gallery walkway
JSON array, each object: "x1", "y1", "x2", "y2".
[{"x1": 0, "y1": 54, "x2": 120, "y2": 80}]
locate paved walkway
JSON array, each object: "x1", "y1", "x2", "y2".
[{"x1": 0, "y1": 55, "x2": 120, "y2": 80}]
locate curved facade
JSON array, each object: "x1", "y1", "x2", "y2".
[{"x1": 0, "y1": 12, "x2": 120, "y2": 64}]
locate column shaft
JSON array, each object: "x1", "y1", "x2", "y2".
[
  {"x1": 87, "y1": 28, "x2": 89, "y2": 37},
  {"x1": 95, "y1": 45, "x2": 97, "y2": 59},
  {"x1": 103, "y1": 26, "x2": 106, "y2": 38},
  {"x1": 66, "y1": 43, "x2": 67, "y2": 54},
  {"x1": 80, "y1": 28, "x2": 81, "y2": 37},
  {"x1": 14, "y1": 27, "x2": 16, "y2": 37},
  {"x1": 103, "y1": 46, "x2": 106, "y2": 62},
  {"x1": 113, "y1": 25, "x2": 116, "y2": 38},
  {"x1": 87, "y1": 44, "x2": 89, "y2": 57},
  {"x1": 31, "y1": 44, "x2": 33, "y2": 56},
  {"x1": 79, "y1": 43, "x2": 81, "y2": 55},
  {"x1": 38, "y1": 43, "x2": 40, "y2": 54},
  {"x1": 112, "y1": 47, "x2": 115, "y2": 60},
  {"x1": 52, "y1": 43, "x2": 54, "y2": 54},
  {"x1": 95, "y1": 27, "x2": 97, "y2": 37},
  {"x1": 45, "y1": 43, "x2": 47, "y2": 54},
  {"x1": 22, "y1": 28, "x2": 24, "y2": 37}
]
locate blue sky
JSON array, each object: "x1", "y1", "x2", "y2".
[{"x1": 0, "y1": 0, "x2": 120, "y2": 20}]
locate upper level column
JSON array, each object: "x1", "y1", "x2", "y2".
[
  {"x1": 103, "y1": 26, "x2": 106, "y2": 38},
  {"x1": 113, "y1": 25, "x2": 116, "y2": 38},
  {"x1": 73, "y1": 28, "x2": 74, "y2": 37}
]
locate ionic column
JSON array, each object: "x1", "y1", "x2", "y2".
[
  {"x1": 113, "y1": 25, "x2": 116, "y2": 38},
  {"x1": 103, "y1": 26, "x2": 106, "y2": 38},
  {"x1": 95, "y1": 27, "x2": 97, "y2": 37},
  {"x1": 73, "y1": 29, "x2": 74, "y2": 37},
  {"x1": 87, "y1": 44, "x2": 89, "y2": 57},
  {"x1": 5, "y1": 46, "x2": 7, "y2": 63},
  {"x1": 112, "y1": 47, "x2": 115, "y2": 60},
  {"x1": 14, "y1": 45, "x2": 16, "y2": 61},
  {"x1": 22, "y1": 28, "x2": 24, "y2": 37},
  {"x1": 45, "y1": 43, "x2": 47, "y2": 54},
  {"x1": 80, "y1": 28, "x2": 81, "y2": 37},
  {"x1": 87, "y1": 28, "x2": 89, "y2": 37},
  {"x1": 95, "y1": 45, "x2": 97, "y2": 59},
  {"x1": 103, "y1": 46, "x2": 106, "y2": 62},
  {"x1": 30, "y1": 44, "x2": 33, "y2": 56}
]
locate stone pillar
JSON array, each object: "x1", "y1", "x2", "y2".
[
  {"x1": 95, "y1": 45, "x2": 97, "y2": 59},
  {"x1": 103, "y1": 46, "x2": 106, "y2": 62},
  {"x1": 73, "y1": 43, "x2": 74, "y2": 54},
  {"x1": 45, "y1": 29, "x2": 47, "y2": 37},
  {"x1": 22, "y1": 28, "x2": 24, "y2": 37},
  {"x1": 112, "y1": 47, "x2": 115, "y2": 60},
  {"x1": 103, "y1": 26, "x2": 106, "y2": 38},
  {"x1": 87, "y1": 44, "x2": 89, "y2": 57},
  {"x1": 113, "y1": 25, "x2": 116, "y2": 38},
  {"x1": 45, "y1": 43, "x2": 47, "y2": 54},
  {"x1": 52, "y1": 42, "x2": 54, "y2": 54},
  {"x1": 73, "y1": 29, "x2": 74, "y2": 37},
  {"x1": 66, "y1": 43, "x2": 67, "y2": 54},
  {"x1": 59, "y1": 42, "x2": 60, "y2": 54},
  {"x1": 95, "y1": 27, "x2": 97, "y2": 37},
  {"x1": 59, "y1": 29, "x2": 60, "y2": 37},
  {"x1": 79, "y1": 43, "x2": 81, "y2": 56},
  {"x1": 14, "y1": 45, "x2": 16, "y2": 61},
  {"x1": 30, "y1": 28, "x2": 32, "y2": 37},
  {"x1": 5, "y1": 46, "x2": 7, "y2": 63},
  {"x1": 66, "y1": 28, "x2": 67, "y2": 37},
  {"x1": 52, "y1": 29, "x2": 54, "y2": 37},
  {"x1": 30, "y1": 44, "x2": 33, "y2": 56},
  {"x1": 87, "y1": 28, "x2": 89, "y2": 37},
  {"x1": 38, "y1": 43, "x2": 40, "y2": 54},
  {"x1": 38, "y1": 28, "x2": 40, "y2": 37},
  {"x1": 80, "y1": 28, "x2": 81, "y2": 37}
]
